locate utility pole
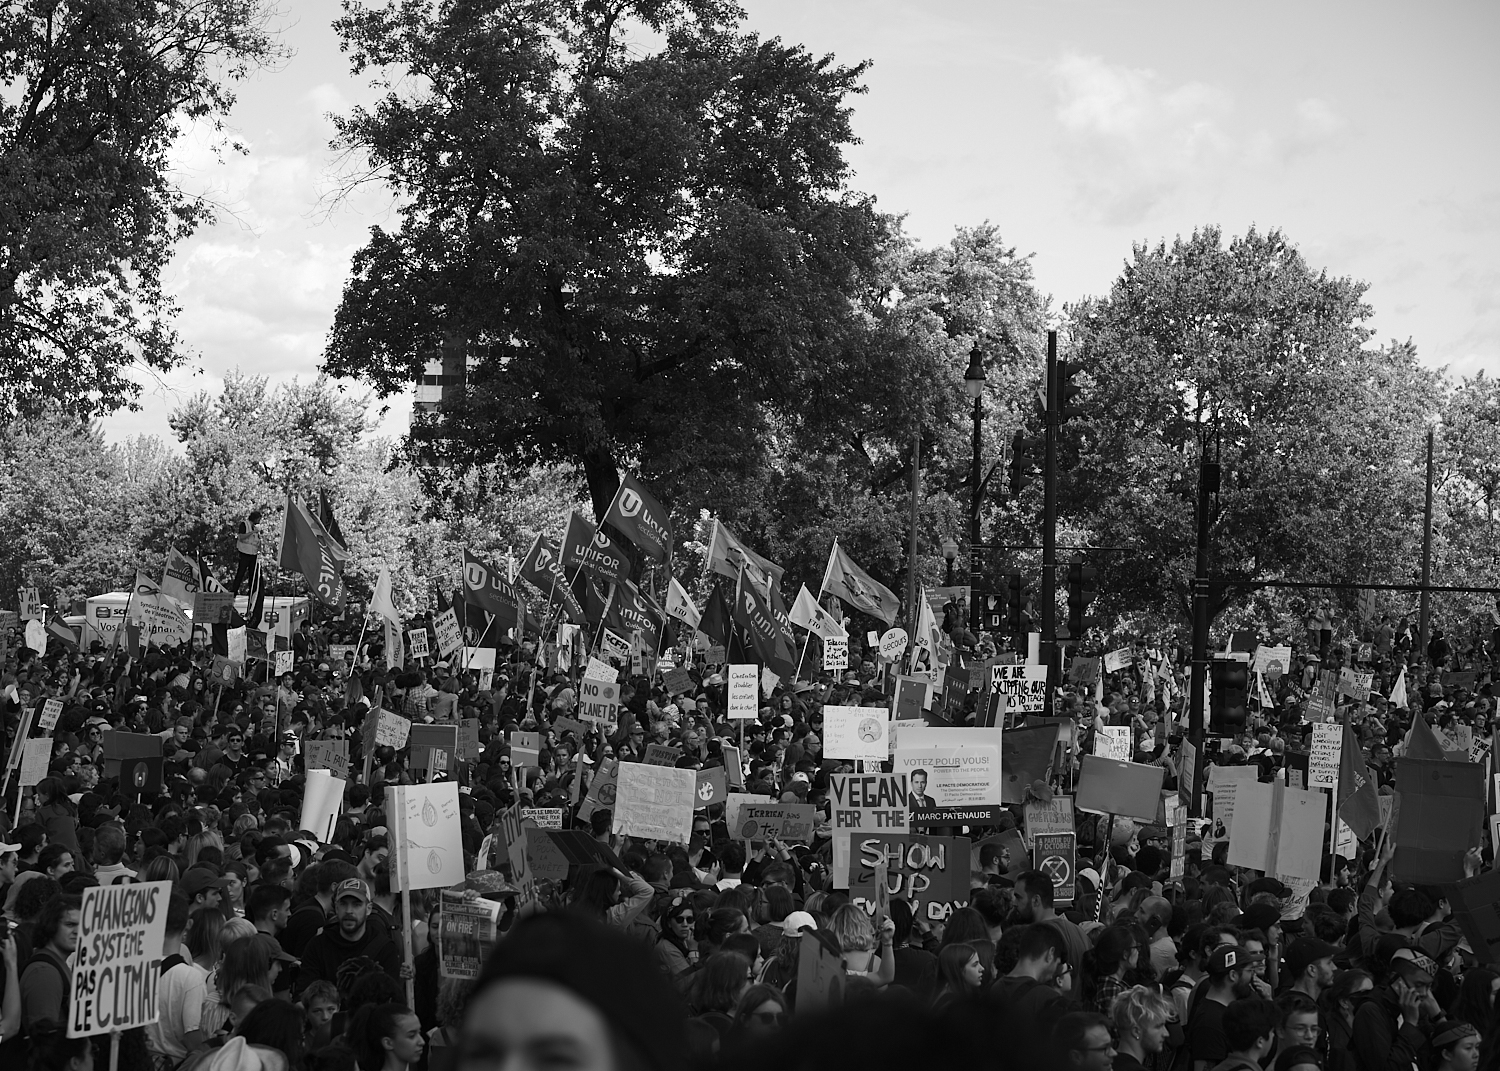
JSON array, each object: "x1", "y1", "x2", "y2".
[
  {"x1": 1419, "y1": 427, "x2": 1435, "y2": 656},
  {"x1": 907, "y1": 420, "x2": 922, "y2": 640},
  {"x1": 1187, "y1": 452, "x2": 1219, "y2": 817},
  {"x1": 1041, "y1": 330, "x2": 1058, "y2": 717}
]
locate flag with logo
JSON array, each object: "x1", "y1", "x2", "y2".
[
  {"x1": 518, "y1": 534, "x2": 585, "y2": 624},
  {"x1": 603, "y1": 473, "x2": 673, "y2": 564},
  {"x1": 705, "y1": 518, "x2": 784, "y2": 592},
  {"x1": 820, "y1": 541, "x2": 900, "y2": 626},
  {"x1": 789, "y1": 585, "x2": 847, "y2": 641},
  {"x1": 278, "y1": 494, "x2": 346, "y2": 605},
  {"x1": 462, "y1": 549, "x2": 521, "y2": 629},
  {"x1": 1337, "y1": 722, "x2": 1381, "y2": 839},
  {"x1": 732, "y1": 567, "x2": 797, "y2": 680},
  {"x1": 909, "y1": 586, "x2": 943, "y2": 673},
  {"x1": 130, "y1": 572, "x2": 192, "y2": 645},
  {"x1": 160, "y1": 547, "x2": 202, "y2": 605},
  {"x1": 560, "y1": 512, "x2": 631, "y2": 585},
  {"x1": 318, "y1": 489, "x2": 348, "y2": 556},
  {"x1": 665, "y1": 577, "x2": 701, "y2": 632},
  {"x1": 608, "y1": 579, "x2": 662, "y2": 649}
]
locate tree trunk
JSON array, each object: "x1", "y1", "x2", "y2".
[{"x1": 580, "y1": 444, "x2": 621, "y2": 524}]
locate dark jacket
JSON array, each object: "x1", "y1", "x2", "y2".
[{"x1": 1350, "y1": 987, "x2": 1425, "y2": 1071}]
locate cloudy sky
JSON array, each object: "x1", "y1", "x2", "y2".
[{"x1": 101, "y1": 0, "x2": 1500, "y2": 444}]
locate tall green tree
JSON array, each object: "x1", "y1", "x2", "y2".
[
  {"x1": 0, "y1": 1, "x2": 285, "y2": 418},
  {"x1": 322, "y1": 0, "x2": 896, "y2": 523}
]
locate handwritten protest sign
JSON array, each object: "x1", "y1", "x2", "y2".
[
  {"x1": 644, "y1": 744, "x2": 682, "y2": 767},
  {"x1": 578, "y1": 677, "x2": 620, "y2": 728},
  {"x1": 830, "y1": 773, "x2": 910, "y2": 834},
  {"x1": 38, "y1": 697, "x2": 63, "y2": 732},
  {"x1": 740, "y1": 803, "x2": 816, "y2": 842},
  {"x1": 304, "y1": 740, "x2": 350, "y2": 780},
  {"x1": 823, "y1": 705, "x2": 889, "y2": 763},
  {"x1": 727, "y1": 664, "x2": 759, "y2": 718},
  {"x1": 1309, "y1": 723, "x2": 1341, "y2": 789},
  {"x1": 823, "y1": 636, "x2": 849, "y2": 671},
  {"x1": 389, "y1": 783, "x2": 465, "y2": 891},
  {"x1": 1103, "y1": 648, "x2": 1133, "y2": 673},
  {"x1": 20, "y1": 737, "x2": 52, "y2": 787},
  {"x1": 612, "y1": 762, "x2": 696, "y2": 844},
  {"x1": 69, "y1": 880, "x2": 172, "y2": 1037},
  {"x1": 848, "y1": 834, "x2": 971, "y2": 921},
  {"x1": 521, "y1": 807, "x2": 565, "y2": 829},
  {"x1": 1094, "y1": 726, "x2": 1131, "y2": 761},
  {"x1": 990, "y1": 664, "x2": 1047, "y2": 713},
  {"x1": 408, "y1": 629, "x2": 431, "y2": 659},
  {"x1": 431, "y1": 607, "x2": 463, "y2": 657}
]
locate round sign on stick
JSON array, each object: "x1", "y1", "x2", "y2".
[
  {"x1": 878, "y1": 628, "x2": 909, "y2": 662},
  {"x1": 1265, "y1": 660, "x2": 1284, "y2": 681}
]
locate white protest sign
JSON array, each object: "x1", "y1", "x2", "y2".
[
  {"x1": 408, "y1": 629, "x2": 431, "y2": 659},
  {"x1": 299, "y1": 769, "x2": 346, "y2": 842},
  {"x1": 824, "y1": 636, "x2": 849, "y2": 672},
  {"x1": 389, "y1": 782, "x2": 466, "y2": 891},
  {"x1": 69, "y1": 880, "x2": 173, "y2": 1037},
  {"x1": 1253, "y1": 645, "x2": 1292, "y2": 676},
  {"x1": 601, "y1": 630, "x2": 631, "y2": 662},
  {"x1": 894, "y1": 745, "x2": 1001, "y2": 808},
  {"x1": 823, "y1": 705, "x2": 889, "y2": 763},
  {"x1": 431, "y1": 607, "x2": 463, "y2": 658},
  {"x1": 1309, "y1": 723, "x2": 1342, "y2": 789},
  {"x1": 374, "y1": 710, "x2": 412, "y2": 750},
  {"x1": 583, "y1": 656, "x2": 618, "y2": 683},
  {"x1": 1103, "y1": 648, "x2": 1134, "y2": 673},
  {"x1": 727, "y1": 663, "x2": 759, "y2": 718},
  {"x1": 578, "y1": 678, "x2": 620, "y2": 728},
  {"x1": 991, "y1": 664, "x2": 1047, "y2": 712},
  {"x1": 1094, "y1": 726, "x2": 1132, "y2": 761},
  {"x1": 1338, "y1": 668, "x2": 1373, "y2": 702},
  {"x1": 612, "y1": 762, "x2": 696, "y2": 844},
  {"x1": 878, "y1": 628, "x2": 909, "y2": 662},
  {"x1": 19, "y1": 737, "x2": 52, "y2": 787},
  {"x1": 18, "y1": 587, "x2": 42, "y2": 621},
  {"x1": 38, "y1": 697, "x2": 63, "y2": 732},
  {"x1": 274, "y1": 650, "x2": 294, "y2": 677},
  {"x1": 1205, "y1": 763, "x2": 1259, "y2": 843}
]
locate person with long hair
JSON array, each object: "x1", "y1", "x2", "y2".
[
  {"x1": 656, "y1": 896, "x2": 699, "y2": 977},
  {"x1": 1109, "y1": 985, "x2": 1173, "y2": 1071},
  {"x1": 567, "y1": 866, "x2": 654, "y2": 929},
  {"x1": 1449, "y1": 966, "x2": 1498, "y2": 1036},
  {"x1": 197, "y1": 997, "x2": 304, "y2": 1071},
  {"x1": 348, "y1": 1002, "x2": 423, "y2": 1071},
  {"x1": 187, "y1": 906, "x2": 227, "y2": 973},
  {"x1": 932, "y1": 943, "x2": 985, "y2": 1008},
  {"x1": 142, "y1": 855, "x2": 181, "y2": 885},
  {"x1": 1082, "y1": 924, "x2": 1139, "y2": 1015},
  {"x1": 201, "y1": 935, "x2": 273, "y2": 1037},
  {"x1": 21, "y1": 1020, "x2": 93, "y2": 1071},
  {"x1": 185, "y1": 831, "x2": 225, "y2": 871},
  {"x1": 827, "y1": 905, "x2": 895, "y2": 987},
  {"x1": 221, "y1": 862, "x2": 250, "y2": 919},
  {"x1": 32, "y1": 778, "x2": 79, "y2": 854},
  {"x1": 1319, "y1": 968, "x2": 1373, "y2": 1068},
  {"x1": 728, "y1": 984, "x2": 788, "y2": 1046},
  {"x1": 686, "y1": 951, "x2": 750, "y2": 1019}
]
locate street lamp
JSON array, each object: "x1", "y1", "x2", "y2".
[{"x1": 942, "y1": 537, "x2": 958, "y2": 585}]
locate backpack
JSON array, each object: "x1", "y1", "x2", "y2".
[{"x1": 334, "y1": 930, "x2": 393, "y2": 1005}]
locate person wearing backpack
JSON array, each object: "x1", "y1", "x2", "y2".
[
  {"x1": 298, "y1": 878, "x2": 402, "y2": 989},
  {"x1": 147, "y1": 893, "x2": 208, "y2": 1066},
  {"x1": 992, "y1": 923, "x2": 1074, "y2": 1034},
  {"x1": 19, "y1": 894, "x2": 80, "y2": 1037}
]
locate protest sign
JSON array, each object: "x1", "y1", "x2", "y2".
[
  {"x1": 439, "y1": 890, "x2": 504, "y2": 979},
  {"x1": 1205, "y1": 763, "x2": 1258, "y2": 842},
  {"x1": 823, "y1": 705, "x2": 889, "y2": 763},
  {"x1": 37, "y1": 697, "x2": 63, "y2": 732},
  {"x1": 894, "y1": 746, "x2": 1000, "y2": 810},
  {"x1": 1001, "y1": 723, "x2": 1056, "y2": 804},
  {"x1": 796, "y1": 931, "x2": 846, "y2": 1014},
  {"x1": 304, "y1": 740, "x2": 350, "y2": 780},
  {"x1": 577, "y1": 759, "x2": 618, "y2": 821},
  {"x1": 830, "y1": 773, "x2": 910, "y2": 834},
  {"x1": 644, "y1": 743, "x2": 683, "y2": 767},
  {"x1": 1309, "y1": 723, "x2": 1341, "y2": 789},
  {"x1": 500, "y1": 805, "x2": 533, "y2": 899},
  {"x1": 1094, "y1": 726, "x2": 1132, "y2": 761},
  {"x1": 1449, "y1": 869, "x2": 1500, "y2": 965},
  {"x1": 329, "y1": 643, "x2": 357, "y2": 664},
  {"x1": 878, "y1": 627, "x2": 909, "y2": 662},
  {"x1": 1103, "y1": 648, "x2": 1133, "y2": 673},
  {"x1": 662, "y1": 666, "x2": 695, "y2": 696},
  {"x1": 725, "y1": 792, "x2": 775, "y2": 833},
  {"x1": 389, "y1": 782, "x2": 466, "y2": 891},
  {"x1": 695, "y1": 767, "x2": 727, "y2": 808},
  {"x1": 299, "y1": 769, "x2": 345, "y2": 842},
  {"x1": 68, "y1": 880, "x2": 173, "y2": 1037},
  {"x1": 1227, "y1": 782, "x2": 1326, "y2": 881},
  {"x1": 741, "y1": 803, "x2": 816, "y2": 842},
  {"x1": 432, "y1": 607, "x2": 463, "y2": 657},
  {"x1": 1253, "y1": 645, "x2": 1292, "y2": 676},
  {"x1": 578, "y1": 677, "x2": 620, "y2": 728},
  {"x1": 892, "y1": 676, "x2": 927, "y2": 721},
  {"x1": 704, "y1": 643, "x2": 726, "y2": 664},
  {"x1": 1165, "y1": 798, "x2": 1187, "y2": 882},
  {"x1": 1338, "y1": 668, "x2": 1373, "y2": 702},
  {"x1": 374, "y1": 709, "x2": 411, "y2": 749},
  {"x1": 1068, "y1": 657, "x2": 1100, "y2": 685},
  {"x1": 600, "y1": 629, "x2": 631, "y2": 662},
  {"x1": 848, "y1": 834, "x2": 971, "y2": 921},
  {"x1": 823, "y1": 635, "x2": 849, "y2": 671},
  {"x1": 551, "y1": 715, "x2": 587, "y2": 738},
  {"x1": 1075, "y1": 756, "x2": 1165, "y2": 822},
  {"x1": 274, "y1": 649, "x2": 293, "y2": 677},
  {"x1": 727, "y1": 663, "x2": 759, "y2": 718},
  {"x1": 1032, "y1": 832, "x2": 1077, "y2": 902},
  {"x1": 456, "y1": 719, "x2": 481, "y2": 762},
  {"x1": 1178, "y1": 739, "x2": 1197, "y2": 809},
  {"x1": 408, "y1": 629, "x2": 431, "y2": 659},
  {"x1": 613, "y1": 762, "x2": 696, "y2": 844},
  {"x1": 507, "y1": 730, "x2": 540, "y2": 768},
  {"x1": 19, "y1": 737, "x2": 52, "y2": 787},
  {"x1": 1393, "y1": 757, "x2": 1486, "y2": 884},
  {"x1": 18, "y1": 587, "x2": 42, "y2": 621},
  {"x1": 1023, "y1": 795, "x2": 1076, "y2": 844},
  {"x1": 943, "y1": 665, "x2": 972, "y2": 723},
  {"x1": 583, "y1": 656, "x2": 617, "y2": 682},
  {"x1": 521, "y1": 807, "x2": 565, "y2": 829},
  {"x1": 991, "y1": 664, "x2": 1047, "y2": 713},
  {"x1": 722, "y1": 744, "x2": 744, "y2": 789}
]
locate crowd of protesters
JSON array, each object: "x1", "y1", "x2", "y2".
[{"x1": 0, "y1": 587, "x2": 1497, "y2": 1071}]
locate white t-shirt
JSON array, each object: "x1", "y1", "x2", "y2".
[{"x1": 147, "y1": 959, "x2": 209, "y2": 1059}]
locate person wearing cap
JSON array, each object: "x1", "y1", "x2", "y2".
[
  {"x1": 298, "y1": 877, "x2": 402, "y2": 988},
  {"x1": 181, "y1": 867, "x2": 231, "y2": 911},
  {"x1": 1429, "y1": 1020, "x2": 1480, "y2": 1071},
  {"x1": 1188, "y1": 947, "x2": 1265, "y2": 1071},
  {"x1": 1350, "y1": 953, "x2": 1436, "y2": 1071},
  {"x1": 1285, "y1": 937, "x2": 1339, "y2": 1002}
]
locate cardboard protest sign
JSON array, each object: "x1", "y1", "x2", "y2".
[
  {"x1": 695, "y1": 767, "x2": 727, "y2": 809},
  {"x1": 823, "y1": 705, "x2": 889, "y2": 763},
  {"x1": 1226, "y1": 782, "x2": 1326, "y2": 881},
  {"x1": 1001, "y1": 723, "x2": 1059, "y2": 804},
  {"x1": 1023, "y1": 795, "x2": 1076, "y2": 844},
  {"x1": 1068, "y1": 657, "x2": 1100, "y2": 685},
  {"x1": 830, "y1": 773, "x2": 910, "y2": 835},
  {"x1": 500, "y1": 805, "x2": 534, "y2": 899},
  {"x1": 102, "y1": 730, "x2": 163, "y2": 783},
  {"x1": 1393, "y1": 757, "x2": 1486, "y2": 883},
  {"x1": 304, "y1": 740, "x2": 350, "y2": 780},
  {"x1": 1309, "y1": 723, "x2": 1341, "y2": 789},
  {"x1": 273, "y1": 649, "x2": 294, "y2": 677},
  {"x1": 727, "y1": 663, "x2": 759, "y2": 718},
  {"x1": 848, "y1": 834, "x2": 971, "y2": 922},
  {"x1": 823, "y1": 635, "x2": 849, "y2": 671},
  {"x1": 583, "y1": 656, "x2": 617, "y2": 682},
  {"x1": 1103, "y1": 648, "x2": 1133, "y2": 673},
  {"x1": 612, "y1": 762, "x2": 696, "y2": 844},
  {"x1": 18, "y1": 587, "x2": 42, "y2": 621},
  {"x1": 740, "y1": 803, "x2": 816, "y2": 842},
  {"x1": 662, "y1": 666, "x2": 695, "y2": 696},
  {"x1": 991, "y1": 663, "x2": 1047, "y2": 713},
  {"x1": 410, "y1": 724, "x2": 459, "y2": 778},
  {"x1": 1253, "y1": 645, "x2": 1292, "y2": 676},
  {"x1": 1075, "y1": 756, "x2": 1165, "y2": 822},
  {"x1": 578, "y1": 677, "x2": 620, "y2": 728},
  {"x1": 456, "y1": 719, "x2": 482, "y2": 761},
  {"x1": 1338, "y1": 668, "x2": 1373, "y2": 702},
  {"x1": 1032, "y1": 832, "x2": 1077, "y2": 902},
  {"x1": 374, "y1": 710, "x2": 412, "y2": 749},
  {"x1": 521, "y1": 807, "x2": 565, "y2": 829},
  {"x1": 1204, "y1": 763, "x2": 1258, "y2": 842},
  {"x1": 389, "y1": 783, "x2": 466, "y2": 891},
  {"x1": 551, "y1": 715, "x2": 588, "y2": 738},
  {"x1": 725, "y1": 792, "x2": 774, "y2": 833},
  {"x1": 644, "y1": 743, "x2": 683, "y2": 767},
  {"x1": 722, "y1": 744, "x2": 744, "y2": 789},
  {"x1": 1448, "y1": 869, "x2": 1500, "y2": 965},
  {"x1": 439, "y1": 890, "x2": 504, "y2": 979},
  {"x1": 431, "y1": 607, "x2": 463, "y2": 657},
  {"x1": 68, "y1": 880, "x2": 173, "y2": 1037},
  {"x1": 507, "y1": 730, "x2": 541, "y2": 768},
  {"x1": 1094, "y1": 726, "x2": 1131, "y2": 761},
  {"x1": 37, "y1": 697, "x2": 63, "y2": 732}
]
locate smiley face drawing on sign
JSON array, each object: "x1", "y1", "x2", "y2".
[{"x1": 857, "y1": 717, "x2": 883, "y2": 744}]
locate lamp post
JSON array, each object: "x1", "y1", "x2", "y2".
[
  {"x1": 964, "y1": 345, "x2": 986, "y2": 627},
  {"x1": 942, "y1": 537, "x2": 958, "y2": 586}
]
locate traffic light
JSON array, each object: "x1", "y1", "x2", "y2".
[
  {"x1": 1053, "y1": 360, "x2": 1087, "y2": 424},
  {"x1": 1210, "y1": 658, "x2": 1250, "y2": 734},
  {"x1": 1008, "y1": 432, "x2": 1038, "y2": 497},
  {"x1": 1005, "y1": 573, "x2": 1033, "y2": 634},
  {"x1": 1065, "y1": 560, "x2": 1099, "y2": 638}
]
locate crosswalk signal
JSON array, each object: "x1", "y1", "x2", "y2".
[{"x1": 1210, "y1": 659, "x2": 1250, "y2": 734}]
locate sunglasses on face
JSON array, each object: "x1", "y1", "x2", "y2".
[{"x1": 676, "y1": 915, "x2": 695, "y2": 924}]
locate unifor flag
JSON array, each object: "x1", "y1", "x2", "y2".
[
  {"x1": 560, "y1": 511, "x2": 631, "y2": 586},
  {"x1": 278, "y1": 495, "x2": 346, "y2": 605},
  {"x1": 608, "y1": 579, "x2": 662, "y2": 650},
  {"x1": 603, "y1": 473, "x2": 673, "y2": 564},
  {"x1": 705, "y1": 518, "x2": 784, "y2": 592},
  {"x1": 518, "y1": 533, "x2": 585, "y2": 624},
  {"x1": 820, "y1": 541, "x2": 900, "y2": 626},
  {"x1": 1337, "y1": 721, "x2": 1381, "y2": 840},
  {"x1": 766, "y1": 582, "x2": 797, "y2": 653},
  {"x1": 161, "y1": 547, "x2": 202, "y2": 605},
  {"x1": 462, "y1": 549, "x2": 520, "y2": 629},
  {"x1": 733, "y1": 566, "x2": 796, "y2": 681},
  {"x1": 665, "y1": 577, "x2": 701, "y2": 632},
  {"x1": 789, "y1": 585, "x2": 847, "y2": 641}
]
